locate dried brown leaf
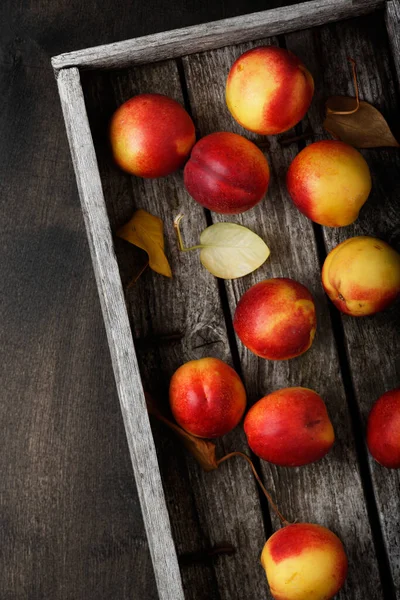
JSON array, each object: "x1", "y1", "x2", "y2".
[
  {"x1": 324, "y1": 98, "x2": 399, "y2": 148},
  {"x1": 117, "y1": 209, "x2": 172, "y2": 277},
  {"x1": 145, "y1": 392, "x2": 218, "y2": 472},
  {"x1": 324, "y1": 58, "x2": 399, "y2": 148}
]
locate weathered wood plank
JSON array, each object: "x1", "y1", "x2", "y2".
[
  {"x1": 82, "y1": 60, "x2": 269, "y2": 600},
  {"x1": 56, "y1": 67, "x2": 185, "y2": 600},
  {"x1": 385, "y1": 0, "x2": 400, "y2": 86},
  {"x1": 183, "y1": 38, "x2": 384, "y2": 599},
  {"x1": 51, "y1": 0, "x2": 384, "y2": 72},
  {"x1": 284, "y1": 11, "x2": 400, "y2": 595}
]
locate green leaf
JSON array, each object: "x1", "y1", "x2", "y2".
[{"x1": 199, "y1": 222, "x2": 270, "y2": 279}]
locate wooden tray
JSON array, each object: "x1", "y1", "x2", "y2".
[{"x1": 52, "y1": 1, "x2": 400, "y2": 598}]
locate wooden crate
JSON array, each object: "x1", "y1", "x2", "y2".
[{"x1": 53, "y1": 1, "x2": 400, "y2": 598}]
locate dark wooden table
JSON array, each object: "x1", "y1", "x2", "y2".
[{"x1": 1, "y1": 2, "x2": 399, "y2": 599}]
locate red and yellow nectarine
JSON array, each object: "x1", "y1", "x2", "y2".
[
  {"x1": 110, "y1": 93, "x2": 195, "y2": 178},
  {"x1": 169, "y1": 357, "x2": 246, "y2": 438},
  {"x1": 226, "y1": 46, "x2": 314, "y2": 135},
  {"x1": 244, "y1": 387, "x2": 334, "y2": 467},
  {"x1": 233, "y1": 278, "x2": 316, "y2": 360},
  {"x1": 367, "y1": 388, "x2": 400, "y2": 469},
  {"x1": 183, "y1": 132, "x2": 270, "y2": 214},
  {"x1": 287, "y1": 140, "x2": 371, "y2": 227},
  {"x1": 322, "y1": 236, "x2": 400, "y2": 316},
  {"x1": 261, "y1": 523, "x2": 348, "y2": 600}
]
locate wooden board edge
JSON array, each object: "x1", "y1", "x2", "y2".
[
  {"x1": 55, "y1": 66, "x2": 185, "y2": 600},
  {"x1": 385, "y1": 0, "x2": 400, "y2": 85},
  {"x1": 51, "y1": 0, "x2": 384, "y2": 72}
]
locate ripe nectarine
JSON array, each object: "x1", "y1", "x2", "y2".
[
  {"x1": 367, "y1": 388, "x2": 400, "y2": 469},
  {"x1": 226, "y1": 46, "x2": 314, "y2": 135},
  {"x1": 110, "y1": 93, "x2": 195, "y2": 178},
  {"x1": 287, "y1": 140, "x2": 371, "y2": 227},
  {"x1": 233, "y1": 278, "x2": 316, "y2": 360},
  {"x1": 244, "y1": 387, "x2": 334, "y2": 467},
  {"x1": 184, "y1": 132, "x2": 270, "y2": 214},
  {"x1": 169, "y1": 357, "x2": 246, "y2": 438},
  {"x1": 322, "y1": 236, "x2": 400, "y2": 316},
  {"x1": 261, "y1": 523, "x2": 348, "y2": 600}
]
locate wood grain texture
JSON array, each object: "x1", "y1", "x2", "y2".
[
  {"x1": 51, "y1": 0, "x2": 384, "y2": 72},
  {"x1": 56, "y1": 67, "x2": 185, "y2": 600},
  {"x1": 385, "y1": 0, "x2": 400, "y2": 85},
  {"x1": 82, "y1": 58, "x2": 269, "y2": 600},
  {"x1": 0, "y1": 25, "x2": 159, "y2": 600},
  {"x1": 183, "y1": 38, "x2": 384, "y2": 599},
  {"x1": 284, "y1": 11, "x2": 400, "y2": 595}
]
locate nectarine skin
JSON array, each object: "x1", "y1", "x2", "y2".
[
  {"x1": 244, "y1": 388, "x2": 334, "y2": 467},
  {"x1": 287, "y1": 140, "x2": 371, "y2": 227},
  {"x1": 233, "y1": 278, "x2": 316, "y2": 360},
  {"x1": 261, "y1": 523, "x2": 348, "y2": 600},
  {"x1": 183, "y1": 132, "x2": 270, "y2": 214},
  {"x1": 169, "y1": 357, "x2": 246, "y2": 438},
  {"x1": 110, "y1": 93, "x2": 195, "y2": 178},
  {"x1": 322, "y1": 236, "x2": 400, "y2": 316},
  {"x1": 226, "y1": 46, "x2": 314, "y2": 135},
  {"x1": 367, "y1": 388, "x2": 400, "y2": 469}
]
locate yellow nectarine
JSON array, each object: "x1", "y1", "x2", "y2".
[
  {"x1": 322, "y1": 236, "x2": 400, "y2": 316},
  {"x1": 261, "y1": 523, "x2": 348, "y2": 600},
  {"x1": 226, "y1": 46, "x2": 314, "y2": 135},
  {"x1": 287, "y1": 140, "x2": 371, "y2": 227}
]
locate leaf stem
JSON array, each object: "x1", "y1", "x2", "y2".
[
  {"x1": 174, "y1": 214, "x2": 203, "y2": 252},
  {"x1": 126, "y1": 260, "x2": 149, "y2": 290},
  {"x1": 327, "y1": 57, "x2": 360, "y2": 115},
  {"x1": 217, "y1": 451, "x2": 291, "y2": 526}
]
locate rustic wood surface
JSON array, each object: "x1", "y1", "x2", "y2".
[
  {"x1": 284, "y1": 11, "x2": 400, "y2": 596},
  {"x1": 0, "y1": 2, "x2": 308, "y2": 599},
  {"x1": 182, "y1": 36, "x2": 384, "y2": 600},
  {"x1": 51, "y1": 0, "x2": 385, "y2": 72},
  {"x1": 2, "y1": 1, "x2": 399, "y2": 599}
]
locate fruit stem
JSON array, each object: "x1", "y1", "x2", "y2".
[
  {"x1": 217, "y1": 451, "x2": 290, "y2": 526},
  {"x1": 174, "y1": 214, "x2": 203, "y2": 252}
]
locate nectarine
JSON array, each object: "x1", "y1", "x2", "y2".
[
  {"x1": 183, "y1": 132, "x2": 270, "y2": 214},
  {"x1": 322, "y1": 236, "x2": 400, "y2": 316},
  {"x1": 287, "y1": 140, "x2": 371, "y2": 227},
  {"x1": 110, "y1": 93, "x2": 195, "y2": 178},
  {"x1": 244, "y1": 387, "x2": 334, "y2": 467},
  {"x1": 233, "y1": 278, "x2": 316, "y2": 360},
  {"x1": 261, "y1": 523, "x2": 348, "y2": 600},
  {"x1": 367, "y1": 388, "x2": 400, "y2": 469},
  {"x1": 226, "y1": 46, "x2": 314, "y2": 135},
  {"x1": 169, "y1": 357, "x2": 246, "y2": 438}
]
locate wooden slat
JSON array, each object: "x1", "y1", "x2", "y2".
[
  {"x1": 56, "y1": 67, "x2": 185, "y2": 600},
  {"x1": 81, "y1": 59, "x2": 269, "y2": 600},
  {"x1": 284, "y1": 12, "x2": 400, "y2": 596},
  {"x1": 385, "y1": 0, "x2": 400, "y2": 85},
  {"x1": 51, "y1": 0, "x2": 384, "y2": 72},
  {"x1": 183, "y1": 38, "x2": 384, "y2": 599}
]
